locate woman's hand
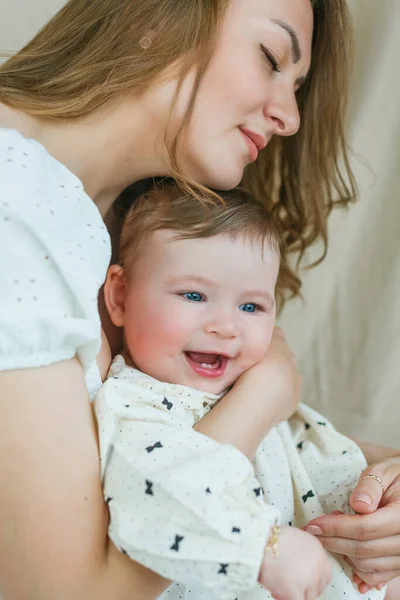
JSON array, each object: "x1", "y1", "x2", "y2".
[
  {"x1": 305, "y1": 455, "x2": 400, "y2": 593},
  {"x1": 195, "y1": 327, "x2": 301, "y2": 459}
]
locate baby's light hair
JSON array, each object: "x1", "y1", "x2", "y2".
[{"x1": 119, "y1": 183, "x2": 280, "y2": 280}]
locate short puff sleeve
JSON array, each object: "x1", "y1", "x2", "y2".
[{"x1": 0, "y1": 130, "x2": 111, "y2": 372}]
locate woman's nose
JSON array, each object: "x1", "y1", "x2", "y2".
[{"x1": 264, "y1": 87, "x2": 300, "y2": 137}]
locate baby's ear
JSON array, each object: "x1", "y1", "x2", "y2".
[{"x1": 104, "y1": 264, "x2": 127, "y2": 327}]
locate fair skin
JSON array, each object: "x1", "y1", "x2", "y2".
[
  {"x1": 106, "y1": 229, "x2": 331, "y2": 599},
  {"x1": 0, "y1": 0, "x2": 312, "y2": 209},
  {"x1": 1, "y1": 0, "x2": 398, "y2": 596},
  {"x1": 174, "y1": 0, "x2": 312, "y2": 189},
  {"x1": 260, "y1": 527, "x2": 331, "y2": 600},
  {"x1": 0, "y1": 0, "x2": 312, "y2": 598},
  {"x1": 106, "y1": 231, "x2": 300, "y2": 460},
  {"x1": 106, "y1": 231, "x2": 280, "y2": 395}
]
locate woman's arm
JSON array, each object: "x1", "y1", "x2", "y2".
[
  {"x1": 97, "y1": 328, "x2": 113, "y2": 381},
  {"x1": 0, "y1": 359, "x2": 169, "y2": 600},
  {"x1": 195, "y1": 328, "x2": 301, "y2": 458},
  {"x1": 351, "y1": 438, "x2": 400, "y2": 464}
]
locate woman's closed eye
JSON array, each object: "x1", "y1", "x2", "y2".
[
  {"x1": 260, "y1": 44, "x2": 281, "y2": 73},
  {"x1": 181, "y1": 291, "x2": 205, "y2": 302}
]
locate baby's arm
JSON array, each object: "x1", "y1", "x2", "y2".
[
  {"x1": 259, "y1": 526, "x2": 332, "y2": 599},
  {"x1": 94, "y1": 373, "x2": 280, "y2": 600}
]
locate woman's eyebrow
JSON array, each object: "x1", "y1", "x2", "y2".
[{"x1": 270, "y1": 19, "x2": 301, "y2": 64}]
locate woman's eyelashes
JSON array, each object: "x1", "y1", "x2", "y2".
[{"x1": 260, "y1": 44, "x2": 281, "y2": 73}]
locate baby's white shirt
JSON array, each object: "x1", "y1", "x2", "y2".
[
  {"x1": 94, "y1": 355, "x2": 281, "y2": 600},
  {"x1": 95, "y1": 356, "x2": 386, "y2": 600}
]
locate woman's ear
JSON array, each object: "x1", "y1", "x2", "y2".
[{"x1": 104, "y1": 264, "x2": 127, "y2": 327}]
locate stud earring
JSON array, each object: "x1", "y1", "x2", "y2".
[{"x1": 140, "y1": 36, "x2": 152, "y2": 50}]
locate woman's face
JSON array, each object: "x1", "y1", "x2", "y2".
[{"x1": 176, "y1": 0, "x2": 313, "y2": 190}]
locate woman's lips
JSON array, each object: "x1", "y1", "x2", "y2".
[
  {"x1": 239, "y1": 127, "x2": 267, "y2": 163},
  {"x1": 239, "y1": 129, "x2": 259, "y2": 162},
  {"x1": 184, "y1": 352, "x2": 229, "y2": 379}
]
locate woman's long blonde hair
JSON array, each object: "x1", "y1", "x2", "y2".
[{"x1": 0, "y1": 0, "x2": 356, "y2": 308}]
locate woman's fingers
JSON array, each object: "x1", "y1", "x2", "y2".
[
  {"x1": 352, "y1": 568, "x2": 399, "y2": 588},
  {"x1": 307, "y1": 505, "x2": 400, "y2": 543},
  {"x1": 346, "y1": 554, "x2": 400, "y2": 574},
  {"x1": 319, "y1": 533, "x2": 400, "y2": 559},
  {"x1": 349, "y1": 462, "x2": 395, "y2": 514},
  {"x1": 351, "y1": 457, "x2": 400, "y2": 514},
  {"x1": 352, "y1": 572, "x2": 364, "y2": 585},
  {"x1": 346, "y1": 556, "x2": 397, "y2": 586}
]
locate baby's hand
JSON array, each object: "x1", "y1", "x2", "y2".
[{"x1": 259, "y1": 526, "x2": 332, "y2": 600}]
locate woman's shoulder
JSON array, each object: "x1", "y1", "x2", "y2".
[
  {"x1": 0, "y1": 127, "x2": 110, "y2": 272},
  {"x1": 0, "y1": 127, "x2": 77, "y2": 189},
  {"x1": 1, "y1": 128, "x2": 100, "y2": 218}
]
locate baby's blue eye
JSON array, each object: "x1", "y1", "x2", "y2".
[
  {"x1": 239, "y1": 303, "x2": 257, "y2": 313},
  {"x1": 183, "y1": 292, "x2": 203, "y2": 302}
]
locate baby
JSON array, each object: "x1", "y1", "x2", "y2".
[{"x1": 94, "y1": 185, "x2": 385, "y2": 600}]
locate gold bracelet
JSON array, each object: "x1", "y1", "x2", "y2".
[{"x1": 265, "y1": 525, "x2": 280, "y2": 558}]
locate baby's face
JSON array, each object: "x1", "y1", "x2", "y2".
[{"x1": 119, "y1": 230, "x2": 279, "y2": 394}]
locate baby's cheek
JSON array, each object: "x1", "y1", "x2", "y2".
[
  {"x1": 156, "y1": 319, "x2": 188, "y2": 354},
  {"x1": 243, "y1": 325, "x2": 274, "y2": 366},
  {"x1": 236, "y1": 346, "x2": 265, "y2": 376},
  {"x1": 136, "y1": 316, "x2": 189, "y2": 369},
  {"x1": 125, "y1": 326, "x2": 158, "y2": 367}
]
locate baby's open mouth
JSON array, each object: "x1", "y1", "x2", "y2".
[
  {"x1": 185, "y1": 351, "x2": 222, "y2": 369},
  {"x1": 184, "y1": 352, "x2": 229, "y2": 378}
]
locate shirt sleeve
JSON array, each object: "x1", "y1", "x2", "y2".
[
  {"x1": 94, "y1": 376, "x2": 281, "y2": 600},
  {"x1": 0, "y1": 152, "x2": 109, "y2": 373}
]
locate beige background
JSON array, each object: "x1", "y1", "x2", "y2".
[
  {"x1": 1, "y1": 1, "x2": 399, "y2": 447},
  {"x1": 279, "y1": 0, "x2": 400, "y2": 447}
]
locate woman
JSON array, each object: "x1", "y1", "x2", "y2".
[{"x1": 0, "y1": 0, "x2": 398, "y2": 599}]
